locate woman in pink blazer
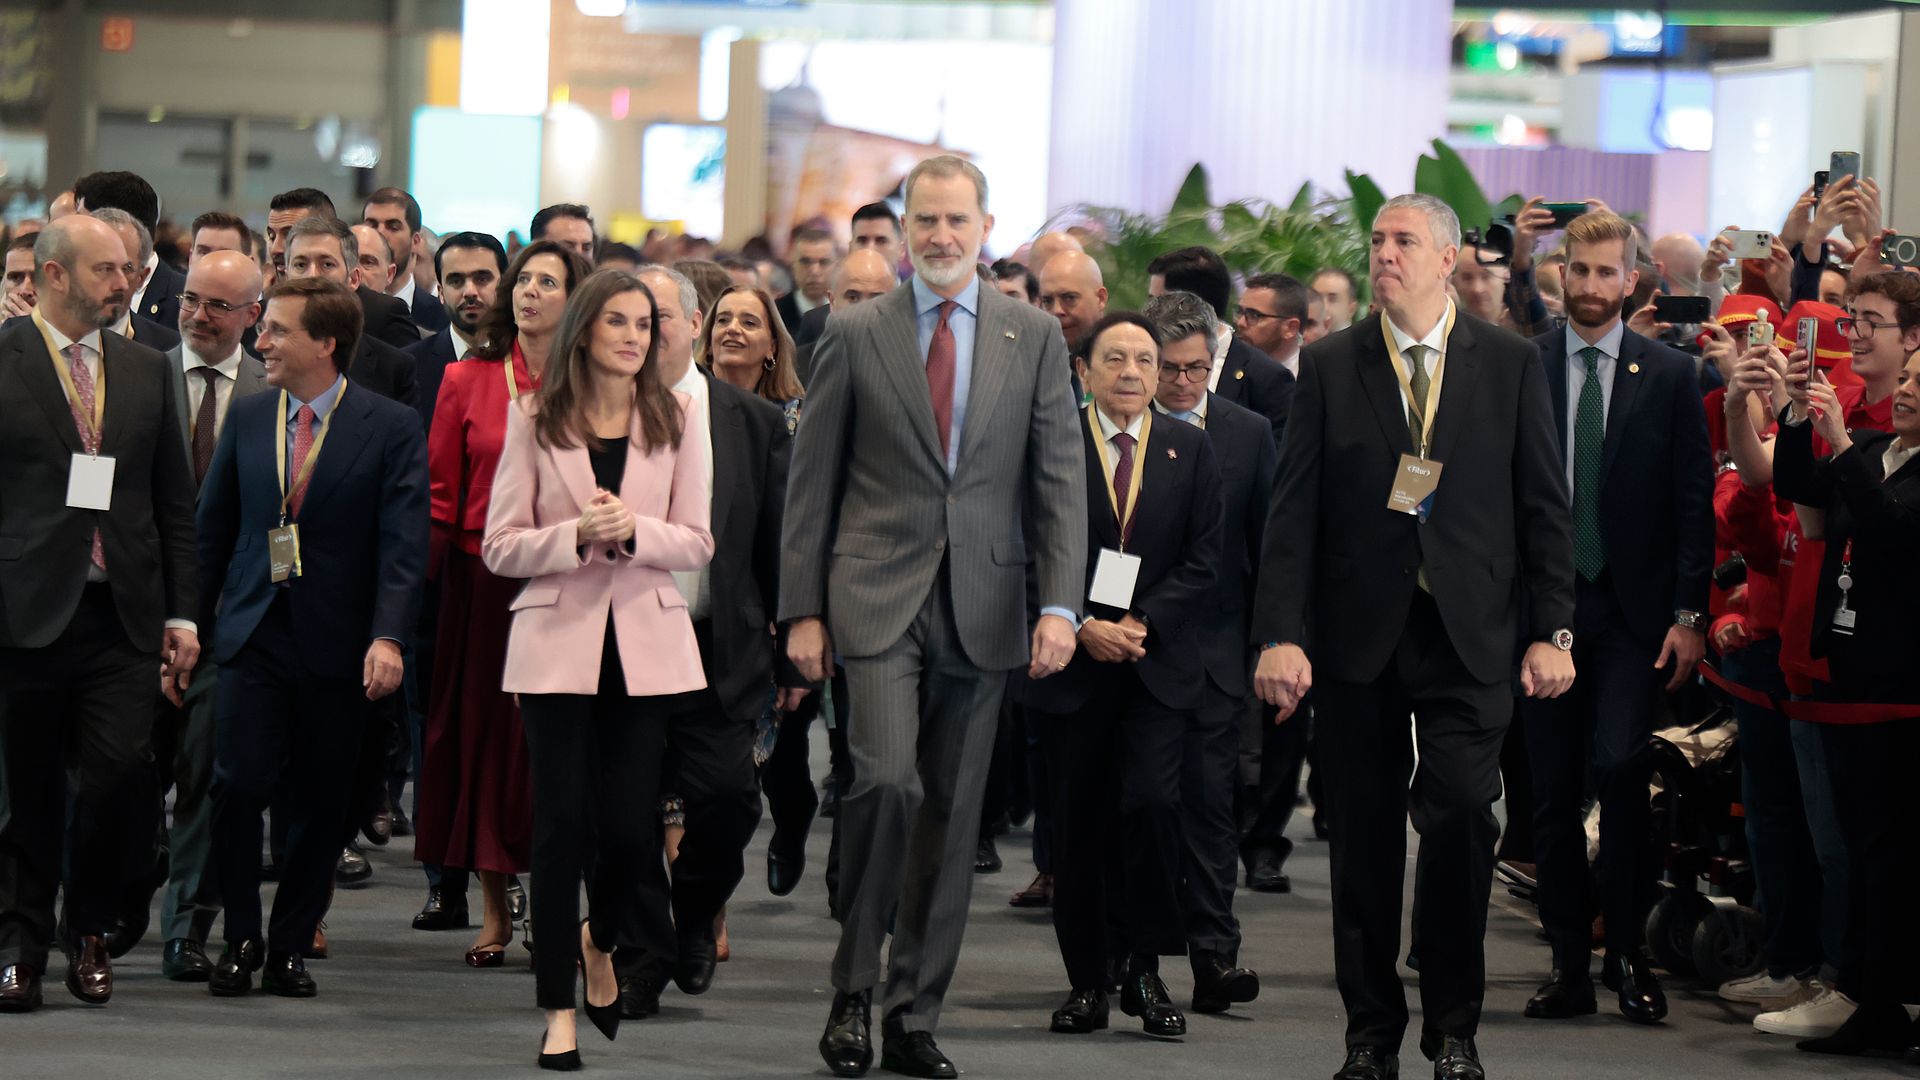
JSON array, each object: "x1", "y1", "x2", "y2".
[{"x1": 482, "y1": 268, "x2": 713, "y2": 1070}]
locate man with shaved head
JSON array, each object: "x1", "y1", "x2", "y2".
[
  {"x1": 795, "y1": 249, "x2": 905, "y2": 386},
  {"x1": 1026, "y1": 230, "x2": 1084, "y2": 279},
  {"x1": 1038, "y1": 250, "x2": 1108, "y2": 355},
  {"x1": 1651, "y1": 233, "x2": 1704, "y2": 297},
  {"x1": 0, "y1": 213, "x2": 200, "y2": 1011}
]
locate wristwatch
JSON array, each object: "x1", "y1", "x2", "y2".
[
  {"x1": 1550, "y1": 629, "x2": 1574, "y2": 652},
  {"x1": 1674, "y1": 609, "x2": 1705, "y2": 631}
]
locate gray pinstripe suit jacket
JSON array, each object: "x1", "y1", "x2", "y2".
[{"x1": 777, "y1": 280, "x2": 1087, "y2": 670}]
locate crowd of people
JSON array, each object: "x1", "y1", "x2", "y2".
[{"x1": 0, "y1": 151, "x2": 1915, "y2": 1080}]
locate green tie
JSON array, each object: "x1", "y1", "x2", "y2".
[
  {"x1": 1573, "y1": 346, "x2": 1607, "y2": 581},
  {"x1": 1405, "y1": 344, "x2": 1431, "y2": 452}
]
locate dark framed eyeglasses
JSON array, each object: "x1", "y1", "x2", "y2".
[
  {"x1": 1836, "y1": 314, "x2": 1899, "y2": 337},
  {"x1": 1235, "y1": 306, "x2": 1279, "y2": 325},
  {"x1": 1158, "y1": 362, "x2": 1214, "y2": 384}
]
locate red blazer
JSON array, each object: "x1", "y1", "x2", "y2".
[
  {"x1": 428, "y1": 350, "x2": 537, "y2": 567},
  {"x1": 482, "y1": 393, "x2": 714, "y2": 697}
]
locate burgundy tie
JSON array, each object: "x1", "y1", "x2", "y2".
[
  {"x1": 926, "y1": 301, "x2": 957, "y2": 459},
  {"x1": 192, "y1": 367, "x2": 220, "y2": 485},
  {"x1": 66, "y1": 344, "x2": 106, "y2": 572},
  {"x1": 289, "y1": 405, "x2": 316, "y2": 517},
  {"x1": 1111, "y1": 431, "x2": 1136, "y2": 544}
]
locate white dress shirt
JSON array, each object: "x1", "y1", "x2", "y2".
[
  {"x1": 1091, "y1": 407, "x2": 1147, "y2": 486},
  {"x1": 449, "y1": 324, "x2": 482, "y2": 361},
  {"x1": 130, "y1": 251, "x2": 160, "y2": 315},
  {"x1": 1562, "y1": 320, "x2": 1623, "y2": 491},
  {"x1": 1885, "y1": 439, "x2": 1920, "y2": 481},
  {"x1": 1206, "y1": 322, "x2": 1235, "y2": 392},
  {"x1": 1385, "y1": 301, "x2": 1453, "y2": 429},
  {"x1": 393, "y1": 275, "x2": 417, "y2": 311},
  {"x1": 669, "y1": 365, "x2": 715, "y2": 621},
  {"x1": 182, "y1": 343, "x2": 246, "y2": 443}
]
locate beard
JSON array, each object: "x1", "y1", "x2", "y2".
[
  {"x1": 72, "y1": 290, "x2": 128, "y2": 329},
  {"x1": 910, "y1": 245, "x2": 978, "y2": 289},
  {"x1": 1568, "y1": 293, "x2": 1623, "y2": 328}
]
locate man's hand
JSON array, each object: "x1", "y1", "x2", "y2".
[
  {"x1": 1626, "y1": 289, "x2": 1674, "y2": 339},
  {"x1": 1655, "y1": 625, "x2": 1707, "y2": 692},
  {"x1": 0, "y1": 291, "x2": 31, "y2": 319},
  {"x1": 1701, "y1": 321, "x2": 1738, "y2": 385},
  {"x1": 1779, "y1": 186, "x2": 1817, "y2": 249},
  {"x1": 1700, "y1": 228, "x2": 1737, "y2": 284},
  {"x1": 363, "y1": 639, "x2": 404, "y2": 700},
  {"x1": 787, "y1": 616, "x2": 833, "y2": 684},
  {"x1": 1029, "y1": 613, "x2": 1080, "y2": 678},
  {"x1": 1254, "y1": 643, "x2": 1313, "y2": 721},
  {"x1": 1847, "y1": 178, "x2": 1883, "y2": 247},
  {"x1": 159, "y1": 627, "x2": 200, "y2": 707},
  {"x1": 776, "y1": 686, "x2": 811, "y2": 712},
  {"x1": 1806, "y1": 373, "x2": 1851, "y2": 454},
  {"x1": 1509, "y1": 197, "x2": 1557, "y2": 272},
  {"x1": 1520, "y1": 642, "x2": 1575, "y2": 699},
  {"x1": 1074, "y1": 618, "x2": 1143, "y2": 665}
]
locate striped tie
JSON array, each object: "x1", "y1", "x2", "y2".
[{"x1": 66, "y1": 344, "x2": 106, "y2": 572}]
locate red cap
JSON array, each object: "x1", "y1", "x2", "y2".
[{"x1": 1773, "y1": 300, "x2": 1849, "y2": 369}]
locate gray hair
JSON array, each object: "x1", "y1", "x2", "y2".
[
  {"x1": 89, "y1": 206, "x2": 153, "y2": 265},
  {"x1": 635, "y1": 263, "x2": 699, "y2": 323},
  {"x1": 286, "y1": 214, "x2": 358, "y2": 270},
  {"x1": 31, "y1": 222, "x2": 75, "y2": 287},
  {"x1": 1375, "y1": 193, "x2": 1461, "y2": 252},
  {"x1": 905, "y1": 154, "x2": 989, "y2": 216},
  {"x1": 1143, "y1": 290, "x2": 1220, "y2": 357}
]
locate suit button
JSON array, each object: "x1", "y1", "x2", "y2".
[{"x1": 606, "y1": 550, "x2": 616, "y2": 561}]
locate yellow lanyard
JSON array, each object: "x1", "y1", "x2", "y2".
[
  {"x1": 32, "y1": 309, "x2": 105, "y2": 446},
  {"x1": 1381, "y1": 305, "x2": 1456, "y2": 459},
  {"x1": 1086, "y1": 407, "x2": 1151, "y2": 548},
  {"x1": 275, "y1": 381, "x2": 349, "y2": 522},
  {"x1": 504, "y1": 340, "x2": 534, "y2": 402}
]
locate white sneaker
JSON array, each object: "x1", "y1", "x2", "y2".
[
  {"x1": 1754, "y1": 985, "x2": 1855, "y2": 1036},
  {"x1": 1719, "y1": 971, "x2": 1805, "y2": 1005}
]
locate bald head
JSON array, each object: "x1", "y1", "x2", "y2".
[
  {"x1": 1038, "y1": 250, "x2": 1108, "y2": 348},
  {"x1": 1652, "y1": 233, "x2": 1704, "y2": 295},
  {"x1": 1026, "y1": 231, "x2": 1084, "y2": 278},
  {"x1": 831, "y1": 249, "x2": 898, "y2": 311},
  {"x1": 33, "y1": 215, "x2": 132, "y2": 335},
  {"x1": 180, "y1": 251, "x2": 264, "y2": 361}
]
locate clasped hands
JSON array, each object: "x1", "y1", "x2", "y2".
[
  {"x1": 1077, "y1": 614, "x2": 1146, "y2": 665},
  {"x1": 578, "y1": 489, "x2": 636, "y2": 544}
]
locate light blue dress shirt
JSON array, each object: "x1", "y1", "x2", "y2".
[
  {"x1": 911, "y1": 273, "x2": 979, "y2": 478},
  {"x1": 284, "y1": 375, "x2": 346, "y2": 469},
  {"x1": 1562, "y1": 320, "x2": 1622, "y2": 491}
]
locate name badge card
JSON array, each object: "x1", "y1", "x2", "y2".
[
  {"x1": 1386, "y1": 454, "x2": 1442, "y2": 520},
  {"x1": 268, "y1": 525, "x2": 302, "y2": 583},
  {"x1": 1831, "y1": 601, "x2": 1857, "y2": 635},
  {"x1": 66, "y1": 454, "x2": 115, "y2": 511},
  {"x1": 1089, "y1": 547, "x2": 1142, "y2": 610}
]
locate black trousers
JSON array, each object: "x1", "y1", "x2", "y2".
[
  {"x1": 520, "y1": 619, "x2": 671, "y2": 1010},
  {"x1": 1036, "y1": 668, "x2": 1189, "y2": 991},
  {"x1": 762, "y1": 667, "x2": 850, "y2": 908},
  {"x1": 1238, "y1": 694, "x2": 1308, "y2": 873},
  {"x1": 149, "y1": 664, "x2": 223, "y2": 943},
  {"x1": 1182, "y1": 689, "x2": 1243, "y2": 961},
  {"x1": 1522, "y1": 575, "x2": 1662, "y2": 971},
  {"x1": 0, "y1": 583, "x2": 154, "y2": 972},
  {"x1": 1315, "y1": 590, "x2": 1509, "y2": 1049},
  {"x1": 618, "y1": 622, "x2": 763, "y2": 988},
  {"x1": 210, "y1": 594, "x2": 368, "y2": 954}
]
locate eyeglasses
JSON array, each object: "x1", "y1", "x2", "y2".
[
  {"x1": 178, "y1": 292, "x2": 244, "y2": 317},
  {"x1": 1836, "y1": 314, "x2": 1900, "y2": 337},
  {"x1": 1236, "y1": 306, "x2": 1278, "y2": 325},
  {"x1": 1158, "y1": 362, "x2": 1213, "y2": 384}
]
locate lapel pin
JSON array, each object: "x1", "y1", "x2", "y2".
[
  {"x1": 1003, "y1": 330, "x2": 1016, "y2": 340},
  {"x1": 149, "y1": 303, "x2": 159, "y2": 314},
  {"x1": 1167, "y1": 447, "x2": 1178, "y2": 459},
  {"x1": 1234, "y1": 370, "x2": 1246, "y2": 380},
  {"x1": 1629, "y1": 362, "x2": 1641, "y2": 374}
]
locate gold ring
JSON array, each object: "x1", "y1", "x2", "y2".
[{"x1": 1054, "y1": 661, "x2": 1066, "y2": 668}]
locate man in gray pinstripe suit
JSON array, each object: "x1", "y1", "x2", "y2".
[{"x1": 780, "y1": 156, "x2": 1087, "y2": 1079}]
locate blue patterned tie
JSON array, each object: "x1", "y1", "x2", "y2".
[{"x1": 1573, "y1": 346, "x2": 1607, "y2": 581}]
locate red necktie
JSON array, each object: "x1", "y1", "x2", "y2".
[
  {"x1": 926, "y1": 301, "x2": 956, "y2": 459},
  {"x1": 66, "y1": 344, "x2": 106, "y2": 571},
  {"x1": 290, "y1": 405, "x2": 316, "y2": 517},
  {"x1": 1112, "y1": 431, "x2": 1136, "y2": 544}
]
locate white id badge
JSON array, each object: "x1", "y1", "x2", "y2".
[
  {"x1": 1089, "y1": 548, "x2": 1142, "y2": 610},
  {"x1": 1832, "y1": 602, "x2": 1857, "y2": 635},
  {"x1": 66, "y1": 454, "x2": 115, "y2": 511}
]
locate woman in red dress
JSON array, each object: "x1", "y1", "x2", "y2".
[{"x1": 415, "y1": 240, "x2": 593, "y2": 965}]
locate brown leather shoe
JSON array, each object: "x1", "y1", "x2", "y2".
[
  {"x1": 0, "y1": 964, "x2": 43, "y2": 1012},
  {"x1": 305, "y1": 923, "x2": 329, "y2": 960},
  {"x1": 66, "y1": 936, "x2": 112, "y2": 1004},
  {"x1": 1009, "y1": 874, "x2": 1052, "y2": 908}
]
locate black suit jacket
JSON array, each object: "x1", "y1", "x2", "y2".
[
  {"x1": 1537, "y1": 326, "x2": 1713, "y2": 646},
  {"x1": 129, "y1": 312, "x2": 180, "y2": 353},
  {"x1": 1215, "y1": 334, "x2": 1295, "y2": 450},
  {"x1": 359, "y1": 285, "x2": 423, "y2": 351},
  {"x1": 1023, "y1": 408, "x2": 1222, "y2": 713},
  {"x1": 351, "y1": 333, "x2": 419, "y2": 411},
  {"x1": 195, "y1": 380, "x2": 428, "y2": 679},
  {"x1": 1251, "y1": 311, "x2": 1575, "y2": 686},
  {"x1": 794, "y1": 305, "x2": 829, "y2": 349},
  {"x1": 702, "y1": 375, "x2": 804, "y2": 721},
  {"x1": 1162, "y1": 394, "x2": 1277, "y2": 701},
  {"x1": 775, "y1": 293, "x2": 803, "y2": 339},
  {"x1": 139, "y1": 258, "x2": 184, "y2": 329},
  {"x1": 405, "y1": 289, "x2": 450, "y2": 335},
  {"x1": 405, "y1": 328, "x2": 461, "y2": 436},
  {"x1": 0, "y1": 319, "x2": 198, "y2": 651}
]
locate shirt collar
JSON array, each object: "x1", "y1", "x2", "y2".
[
  {"x1": 670, "y1": 361, "x2": 705, "y2": 398},
  {"x1": 912, "y1": 272, "x2": 981, "y2": 319},
  {"x1": 1093, "y1": 405, "x2": 1147, "y2": 442},
  {"x1": 449, "y1": 324, "x2": 482, "y2": 360},
  {"x1": 393, "y1": 276, "x2": 417, "y2": 310},
  {"x1": 1565, "y1": 319, "x2": 1625, "y2": 362},
  {"x1": 109, "y1": 313, "x2": 134, "y2": 339},
  {"x1": 1154, "y1": 394, "x2": 1208, "y2": 425},
  {"x1": 183, "y1": 342, "x2": 246, "y2": 378},
  {"x1": 1386, "y1": 301, "x2": 1453, "y2": 358},
  {"x1": 39, "y1": 310, "x2": 104, "y2": 359},
  {"x1": 290, "y1": 375, "x2": 346, "y2": 418}
]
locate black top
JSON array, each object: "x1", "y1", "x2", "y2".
[{"x1": 589, "y1": 436, "x2": 628, "y2": 495}]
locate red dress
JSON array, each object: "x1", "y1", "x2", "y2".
[{"x1": 413, "y1": 346, "x2": 539, "y2": 873}]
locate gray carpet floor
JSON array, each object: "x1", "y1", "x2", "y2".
[{"x1": 3, "y1": 745, "x2": 1903, "y2": 1079}]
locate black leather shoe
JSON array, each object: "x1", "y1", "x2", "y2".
[
  {"x1": 507, "y1": 875, "x2": 527, "y2": 922},
  {"x1": 673, "y1": 926, "x2": 718, "y2": 996},
  {"x1": 768, "y1": 832, "x2": 805, "y2": 897},
  {"x1": 362, "y1": 803, "x2": 394, "y2": 847},
  {"x1": 335, "y1": 845, "x2": 372, "y2": 885},
  {"x1": 1601, "y1": 952, "x2": 1667, "y2": 1024},
  {"x1": 974, "y1": 835, "x2": 1002, "y2": 874},
  {"x1": 820, "y1": 779, "x2": 843, "y2": 820},
  {"x1": 261, "y1": 950, "x2": 316, "y2": 997},
  {"x1": 880, "y1": 1031, "x2": 957, "y2": 1079},
  {"x1": 539, "y1": 1028, "x2": 583, "y2": 1071},
  {"x1": 819, "y1": 989, "x2": 873, "y2": 1077},
  {"x1": 1333, "y1": 1045, "x2": 1399, "y2": 1080},
  {"x1": 0, "y1": 964, "x2": 42, "y2": 1012},
  {"x1": 66, "y1": 935, "x2": 112, "y2": 1004},
  {"x1": 1523, "y1": 969, "x2": 1597, "y2": 1019},
  {"x1": 1798, "y1": 1001, "x2": 1910, "y2": 1056},
  {"x1": 1246, "y1": 850, "x2": 1291, "y2": 893},
  {"x1": 209, "y1": 938, "x2": 264, "y2": 997},
  {"x1": 618, "y1": 975, "x2": 661, "y2": 1019},
  {"x1": 162, "y1": 938, "x2": 214, "y2": 982},
  {"x1": 1420, "y1": 1031, "x2": 1484, "y2": 1080},
  {"x1": 1050, "y1": 987, "x2": 1109, "y2": 1033},
  {"x1": 1191, "y1": 949, "x2": 1260, "y2": 1014},
  {"x1": 1120, "y1": 968, "x2": 1186, "y2": 1038},
  {"x1": 389, "y1": 805, "x2": 413, "y2": 837},
  {"x1": 412, "y1": 887, "x2": 471, "y2": 931}
]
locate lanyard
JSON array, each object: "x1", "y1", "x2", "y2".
[
  {"x1": 275, "y1": 382, "x2": 348, "y2": 522},
  {"x1": 1381, "y1": 305, "x2": 1456, "y2": 459},
  {"x1": 504, "y1": 340, "x2": 536, "y2": 402},
  {"x1": 1086, "y1": 407, "x2": 1151, "y2": 549},
  {"x1": 32, "y1": 309, "x2": 104, "y2": 446}
]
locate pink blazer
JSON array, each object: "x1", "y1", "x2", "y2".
[{"x1": 483, "y1": 392, "x2": 714, "y2": 696}]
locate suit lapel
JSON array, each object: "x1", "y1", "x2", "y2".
[
  {"x1": 97, "y1": 334, "x2": 139, "y2": 457},
  {"x1": 1355, "y1": 316, "x2": 1415, "y2": 458},
  {"x1": 167, "y1": 345, "x2": 192, "y2": 461},
  {"x1": 706, "y1": 377, "x2": 741, "y2": 545},
  {"x1": 1599, "y1": 333, "x2": 1646, "y2": 489},
  {"x1": 874, "y1": 287, "x2": 944, "y2": 467},
  {"x1": 15, "y1": 327, "x2": 86, "y2": 455},
  {"x1": 1080, "y1": 409, "x2": 1122, "y2": 550},
  {"x1": 956, "y1": 290, "x2": 1015, "y2": 466},
  {"x1": 1543, "y1": 333, "x2": 1570, "y2": 465},
  {"x1": 1427, "y1": 317, "x2": 1484, "y2": 467},
  {"x1": 297, "y1": 385, "x2": 377, "y2": 519}
]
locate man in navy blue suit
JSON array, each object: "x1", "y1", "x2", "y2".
[
  {"x1": 362, "y1": 187, "x2": 449, "y2": 335},
  {"x1": 194, "y1": 276, "x2": 427, "y2": 998},
  {"x1": 1519, "y1": 210, "x2": 1712, "y2": 1028}
]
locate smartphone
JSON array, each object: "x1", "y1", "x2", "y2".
[
  {"x1": 1726, "y1": 229, "x2": 1774, "y2": 260},
  {"x1": 1797, "y1": 316, "x2": 1820, "y2": 363},
  {"x1": 1886, "y1": 234, "x2": 1920, "y2": 269},
  {"x1": 1543, "y1": 202, "x2": 1588, "y2": 228},
  {"x1": 1748, "y1": 320, "x2": 1773, "y2": 351},
  {"x1": 1812, "y1": 170, "x2": 1830, "y2": 198},
  {"x1": 1653, "y1": 295, "x2": 1711, "y2": 324},
  {"x1": 1830, "y1": 150, "x2": 1862, "y2": 183}
]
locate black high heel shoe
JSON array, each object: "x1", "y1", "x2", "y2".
[
  {"x1": 538, "y1": 1029, "x2": 582, "y2": 1072},
  {"x1": 580, "y1": 921, "x2": 620, "y2": 1043}
]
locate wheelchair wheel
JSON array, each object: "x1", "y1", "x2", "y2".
[
  {"x1": 1691, "y1": 905, "x2": 1766, "y2": 986},
  {"x1": 1645, "y1": 893, "x2": 1710, "y2": 976}
]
